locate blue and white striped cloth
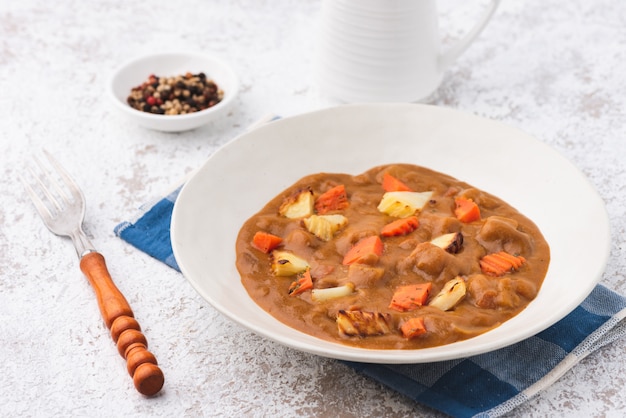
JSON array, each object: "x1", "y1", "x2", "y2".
[{"x1": 115, "y1": 183, "x2": 626, "y2": 417}]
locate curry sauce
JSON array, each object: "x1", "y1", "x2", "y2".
[{"x1": 235, "y1": 164, "x2": 550, "y2": 349}]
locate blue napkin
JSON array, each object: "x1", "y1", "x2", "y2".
[{"x1": 115, "y1": 187, "x2": 181, "y2": 271}]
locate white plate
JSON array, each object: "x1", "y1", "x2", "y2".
[
  {"x1": 171, "y1": 103, "x2": 610, "y2": 363},
  {"x1": 108, "y1": 52, "x2": 239, "y2": 132}
]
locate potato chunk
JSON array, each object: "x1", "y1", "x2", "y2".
[
  {"x1": 270, "y1": 250, "x2": 310, "y2": 276},
  {"x1": 377, "y1": 191, "x2": 433, "y2": 218},
  {"x1": 279, "y1": 188, "x2": 314, "y2": 219},
  {"x1": 303, "y1": 214, "x2": 348, "y2": 241},
  {"x1": 429, "y1": 277, "x2": 467, "y2": 311}
]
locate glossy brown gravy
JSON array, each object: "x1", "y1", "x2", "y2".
[{"x1": 236, "y1": 164, "x2": 550, "y2": 349}]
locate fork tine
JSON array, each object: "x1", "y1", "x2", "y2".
[
  {"x1": 42, "y1": 148, "x2": 85, "y2": 202},
  {"x1": 19, "y1": 172, "x2": 55, "y2": 220},
  {"x1": 33, "y1": 152, "x2": 72, "y2": 208},
  {"x1": 29, "y1": 157, "x2": 66, "y2": 214},
  {"x1": 21, "y1": 149, "x2": 87, "y2": 237}
]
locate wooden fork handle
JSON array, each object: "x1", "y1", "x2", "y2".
[{"x1": 79, "y1": 251, "x2": 164, "y2": 396}]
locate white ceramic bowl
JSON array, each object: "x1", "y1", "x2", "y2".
[
  {"x1": 108, "y1": 52, "x2": 239, "y2": 132},
  {"x1": 171, "y1": 104, "x2": 610, "y2": 364}
]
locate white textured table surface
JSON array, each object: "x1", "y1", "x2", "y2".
[{"x1": 2, "y1": 1, "x2": 626, "y2": 417}]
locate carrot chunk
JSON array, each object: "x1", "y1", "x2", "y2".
[
  {"x1": 252, "y1": 231, "x2": 283, "y2": 253},
  {"x1": 382, "y1": 172, "x2": 413, "y2": 192},
  {"x1": 479, "y1": 251, "x2": 527, "y2": 276},
  {"x1": 342, "y1": 236, "x2": 384, "y2": 265},
  {"x1": 454, "y1": 197, "x2": 481, "y2": 223},
  {"x1": 400, "y1": 317, "x2": 427, "y2": 339},
  {"x1": 380, "y1": 216, "x2": 419, "y2": 237},
  {"x1": 389, "y1": 283, "x2": 432, "y2": 312},
  {"x1": 288, "y1": 269, "x2": 313, "y2": 296},
  {"x1": 315, "y1": 184, "x2": 349, "y2": 214}
]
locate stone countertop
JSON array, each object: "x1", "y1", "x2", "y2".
[{"x1": 1, "y1": 0, "x2": 625, "y2": 416}]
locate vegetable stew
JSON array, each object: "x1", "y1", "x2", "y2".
[{"x1": 235, "y1": 164, "x2": 550, "y2": 349}]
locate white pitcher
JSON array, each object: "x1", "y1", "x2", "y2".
[{"x1": 314, "y1": 0, "x2": 501, "y2": 103}]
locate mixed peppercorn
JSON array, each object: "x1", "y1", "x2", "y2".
[{"x1": 127, "y1": 72, "x2": 223, "y2": 115}]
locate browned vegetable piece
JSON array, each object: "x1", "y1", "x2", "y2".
[
  {"x1": 336, "y1": 310, "x2": 392, "y2": 337},
  {"x1": 270, "y1": 250, "x2": 310, "y2": 276},
  {"x1": 430, "y1": 232, "x2": 464, "y2": 254},
  {"x1": 279, "y1": 187, "x2": 314, "y2": 219},
  {"x1": 428, "y1": 276, "x2": 467, "y2": 311}
]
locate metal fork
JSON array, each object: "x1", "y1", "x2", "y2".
[{"x1": 21, "y1": 150, "x2": 164, "y2": 396}]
